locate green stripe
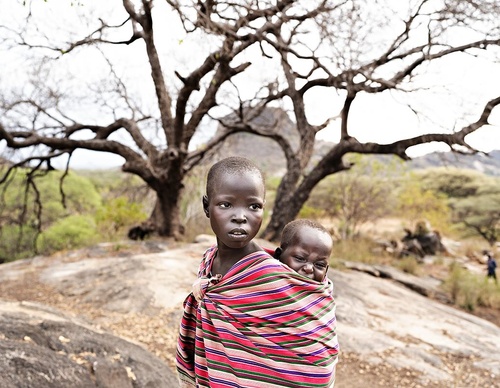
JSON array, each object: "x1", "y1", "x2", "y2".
[{"x1": 205, "y1": 358, "x2": 332, "y2": 388}]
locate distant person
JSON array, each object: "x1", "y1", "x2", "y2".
[
  {"x1": 176, "y1": 156, "x2": 338, "y2": 388},
  {"x1": 273, "y1": 219, "x2": 332, "y2": 283},
  {"x1": 485, "y1": 250, "x2": 497, "y2": 283}
]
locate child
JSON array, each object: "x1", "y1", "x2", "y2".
[
  {"x1": 176, "y1": 157, "x2": 338, "y2": 388},
  {"x1": 274, "y1": 219, "x2": 332, "y2": 283},
  {"x1": 485, "y1": 251, "x2": 497, "y2": 283}
]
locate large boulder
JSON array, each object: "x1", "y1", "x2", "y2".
[{"x1": 0, "y1": 301, "x2": 178, "y2": 388}]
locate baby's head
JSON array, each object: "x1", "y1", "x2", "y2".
[
  {"x1": 203, "y1": 157, "x2": 265, "y2": 249},
  {"x1": 275, "y1": 219, "x2": 332, "y2": 282}
]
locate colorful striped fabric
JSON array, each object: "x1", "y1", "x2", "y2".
[{"x1": 176, "y1": 246, "x2": 339, "y2": 388}]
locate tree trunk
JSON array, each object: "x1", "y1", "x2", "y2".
[
  {"x1": 261, "y1": 171, "x2": 322, "y2": 242},
  {"x1": 261, "y1": 149, "x2": 347, "y2": 241},
  {"x1": 148, "y1": 179, "x2": 184, "y2": 240}
]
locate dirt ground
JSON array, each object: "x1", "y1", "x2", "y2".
[{"x1": 1, "y1": 242, "x2": 499, "y2": 388}]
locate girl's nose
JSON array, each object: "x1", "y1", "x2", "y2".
[
  {"x1": 302, "y1": 263, "x2": 314, "y2": 273},
  {"x1": 232, "y1": 209, "x2": 247, "y2": 223}
]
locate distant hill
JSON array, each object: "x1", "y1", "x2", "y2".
[
  {"x1": 207, "y1": 107, "x2": 299, "y2": 175},
  {"x1": 209, "y1": 110, "x2": 500, "y2": 177},
  {"x1": 208, "y1": 107, "x2": 500, "y2": 177},
  {"x1": 407, "y1": 150, "x2": 500, "y2": 176}
]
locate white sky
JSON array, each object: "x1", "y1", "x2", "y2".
[{"x1": 1, "y1": 0, "x2": 499, "y2": 169}]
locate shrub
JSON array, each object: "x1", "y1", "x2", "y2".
[
  {"x1": 443, "y1": 261, "x2": 500, "y2": 311},
  {"x1": 333, "y1": 237, "x2": 387, "y2": 265},
  {"x1": 95, "y1": 196, "x2": 147, "y2": 240},
  {"x1": 398, "y1": 257, "x2": 419, "y2": 275},
  {"x1": 37, "y1": 215, "x2": 99, "y2": 254},
  {"x1": 0, "y1": 225, "x2": 39, "y2": 263}
]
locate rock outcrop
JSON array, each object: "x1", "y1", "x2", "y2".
[
  {"x1": 0, "y1": 301, "x2": 178, "y2": 388},
  {"x1": 1, "y1": 239, "x2": 499, "y2": 387}
]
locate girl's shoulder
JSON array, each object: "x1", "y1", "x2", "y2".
[{"x1": 198, "y1": 245, "x2": 218, "y2": 277}]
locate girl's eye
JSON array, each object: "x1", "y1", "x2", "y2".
[
  {"x1": 293, "y1": 256, "x2": 306, "y2": 263},
  {"x1": 315, "y1": 262, "x2": 327, "y2": 269},
  {"x1": 218, "y1": 202, "x2": 231, "y2": 208},
  {"x1": 249, "y1": 203, "x2": 262, "y2": 211}
]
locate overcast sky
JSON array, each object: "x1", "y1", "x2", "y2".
[{"x1": 1, "y1": 0, "x2": 499, "y2": 170}]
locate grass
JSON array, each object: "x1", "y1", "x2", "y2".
[
  {"x1": 443, "y1": 261, "x2": 500, "y2": 311},
  {"x1": 397, "y1": 257, "x2": 420, "y2": 275},
  {"x1": 331, "y1": 237, "x2": 391, "y2": 266}
]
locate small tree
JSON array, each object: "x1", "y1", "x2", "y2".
[
  {"x1": 452, "y1": 181, "x2": 500, "y2": 246},
  {"x1": 396, "y1": 174, "x2": 451, "y2": 234},
  {"x1": 37, "y1": 215, "x2": 99, "y2": 255},
  {"x1": 306, "y1": 155, "x2": 393, "y2": 239},
  {"x1": 0, "y1": 166, "x2": 102, "y2": 259},
  {"x1": 417, "y1": 168, "x2": 500, "y2": 245},
  {"x1": 95, "y1": 196, "x2": 147, "y2": 241}
]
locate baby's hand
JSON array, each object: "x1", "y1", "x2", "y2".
[{"x1": 192, "y1": 275, "x2": 222, "y2": 302}]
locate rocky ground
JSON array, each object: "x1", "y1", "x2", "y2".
[{"x1": 0, "y1": 238, "x2": 499, "y2": 388}]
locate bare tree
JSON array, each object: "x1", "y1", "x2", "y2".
[{"x1": 1, "y1": 1, "x2": 500, "y2": 241}]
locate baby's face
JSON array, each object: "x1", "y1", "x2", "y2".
[{"x1": 280, "y1": 226, "x2": 332, "y2": 282}]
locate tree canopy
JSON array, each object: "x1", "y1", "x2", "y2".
[{"x1": 1, "y1": 0, "x2": 499, "y2": 241}]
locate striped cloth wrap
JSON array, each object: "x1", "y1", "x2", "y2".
[{"x1": 176, "y1": 245, "x2": 339, "y2": 388}]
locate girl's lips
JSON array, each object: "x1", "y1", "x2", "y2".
[
  {"x1": 228, "y1": 228, "x2": 247, "y2": 236},
  {"x1": 228, "y1": 228, "x2": 248, "y2": 240}
]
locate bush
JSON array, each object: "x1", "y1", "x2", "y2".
[
  {"x1": 0, "y1": 167, "x2": 103, "y2": 260},
  {"x1": 95, "y1": 196, "x2": 147, "y2": 240},
  {"x1": 37, "y1": 215, "x2": 99, "y2": 254},
  {"x1": 398, "y1": 257, "x2": 419, "y2": 275},
  {"x1": 298, "y1": 205, "x2": 325, "y2": 220},
  {"x1": 333, "y1": 237, "x2": 387, "y2": 265},
  {"x1": 443, "y1": 261, "x2": 500, "y2": 311},
  {"x1": 0, "y1": 224, "x2": 39, "y2": 263}
]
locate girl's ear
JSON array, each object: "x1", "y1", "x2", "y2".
[
  {"x1": 274, "y1": 247, "x2": 282, "y2": 259},
  {"x1": 202, "y1": 195, "x2": 209, "y2": 218}
]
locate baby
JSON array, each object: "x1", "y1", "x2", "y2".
[{"x1": 274, "y1": 219, "x2": 332, "y2": 282}]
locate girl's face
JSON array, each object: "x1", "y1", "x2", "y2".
[
  {"x1": 204, "y1": 171, "x2": 265, "y2": 250},
  {"x1": 279, "y1": 226, "x2": 332, "y2": 282}
]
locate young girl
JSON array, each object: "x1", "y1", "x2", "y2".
[{"x1": 176, "y1": 157, "x2": 338, "y2": 388}]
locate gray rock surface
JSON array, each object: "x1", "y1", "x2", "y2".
[
  {"x1": 1, "y1": 239, "x2": 499, "y2": 387},
  {"x1": 0, "y1": 301, "x2": 178, "y2": 388},
  {"x1": 333, "y1": 269, "x2": 500, "y2": 385}
]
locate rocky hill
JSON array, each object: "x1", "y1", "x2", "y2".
[
  {"x1": 408, "y1": 150, "x2": 500, "y2": 176},
  {"x1": 207, "y1": 107, "x2": 500, "y2": 177},
  {"x1": 0, "y1": 239, "x2": 499, "y2": 387}
]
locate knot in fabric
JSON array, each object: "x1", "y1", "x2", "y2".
[{"x1": 192, "y1": 274, "x2": 222, "y2": 302}]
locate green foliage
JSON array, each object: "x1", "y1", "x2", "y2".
[
  {"x1": 451, "y1": 178, "x2": 500, "y2": 246},
  {"x1": 334, "y1": 237, "x2": 386, "y2": 264},
  {"x1": 37, "y1": 215, "x2": 99, "y2": 254},
  {"x1": 397, "y1": 257, "x2": 419, "y2": 275},
  {"x1": 443, "y1": 261, "x2": 500, "y2": 311},
  {"x1": 0, "y1": 167, "x2": 103, "y2": 260},
  {"x1": 0, "y1": 167, "x2": 155, "y2": 260},
  {"x1": 265, "y1": 176, "x2": 282, "y2": 192},
  {"x1": 403, "y1": 168, "x2": 500, "y2": 245},
  {"x1": 1, "y1": 168, "x2": 101, "y2": 226},
  {"x1": 418, "y1": 168, "x2": 487, "y2": 198},
  {"x1": 298, "y1": 205, "x2": 324, "y2": 220},
  {"x1": 415, "y1": 168, "x2": 500, "y2": 245},
  {"x1": 95, "y1": 196, "x2": 147, "y2": 241},
  {"x1": 38, "y1": 171, "x2": 102, "y2": 221},
  {"x1": 307, "y1": 156, "x2": 394, "y2": 239},
  {"x1": 0, "y1": 224, "x2": 38, "y2": 262},
  {"x1": 395, "y1": 175, "x2": 451, "y2": 233}
]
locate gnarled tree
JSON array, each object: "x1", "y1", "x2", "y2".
[{"x1": 1, "y1": 0, "x2": 499, "y2": 241}]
